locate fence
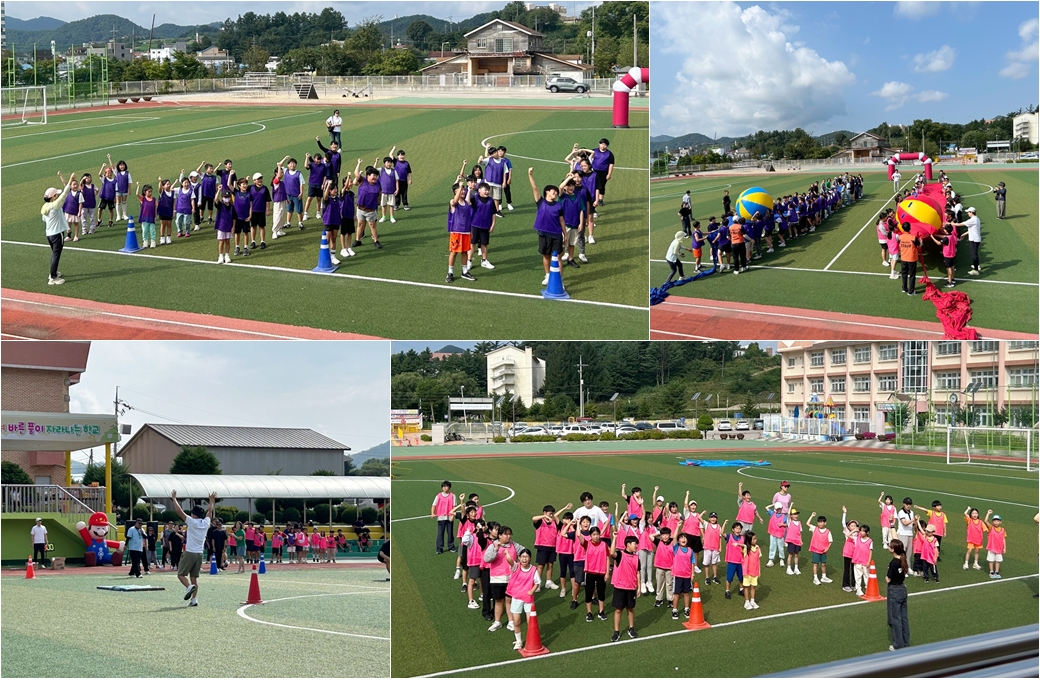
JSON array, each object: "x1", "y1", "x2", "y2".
[
  {"x1": 652, "y1": 153, "x2": 1036, "y2": 178},
  {"x1": 445, "y1": 422, "x2": 506, "y2": 441},
  {"x1": 761, "y1": 415, "x2": 873, "y2": 441}
]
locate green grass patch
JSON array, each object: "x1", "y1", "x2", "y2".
[
  {"x1": 1, "y1": 105, "x2": 648, "y2": 338},
  {"x1": 1, "y1": 566, "x2": 389, "y2": 677},
  {"x1": 390, "y1": 449, "x2": 1038, "y2": 677},
  {"x1": 649, "y1": 170, "x2": 1038, "y2": 333}
]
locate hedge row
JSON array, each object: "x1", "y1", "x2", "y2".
[{"x1": 492, "y1": 430, "x2": 706, "y2": 444}]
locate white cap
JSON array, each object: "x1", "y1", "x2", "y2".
[
  {"x1": 44, "y1": 188, "x2": 60, "y2": 199},
  {"x1": 35, "y1": 517, "x2": 43, "y2": 522},
  {"x1": 656, "y1": 495, "x2": 665, "y2": 502},
  {"x1": 675, "y1": 231, "x2": 687, "y2": 240},
  {"x1": 253, "y1": 172, "x2": 263, "y2": 180},
  {"x1": 189, "y1": 171, "x2": 199, "y2": 178},
  {"x1": 774, "y1": 502, "x2": 783, "y2": 510},
  {"x1": 966, "y1": 207, "x2": 976, "y2": 213}
]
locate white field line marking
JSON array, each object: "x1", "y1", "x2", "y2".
[
  {"x1": 2, "y1": 241, "x2": 646, "y2": 312},
  {"x1": 837, "y1": 458, "x2": 1037, "y2": 481},
  {"x1": 480, "y1": 129, "x2": 646, "y2": 171},
  {"x1": 0, "y1": 332, "x2": 35, "y2": 339},
  {"x1": 1, "y1": 295, "x2": 309, "y2": 340},
  {"x1": 391, "y1": 480, "x2": 516, "y2": 522},
  {"x1": 421, "y1": 574, "x2": 1038, "y2": 677},
  {"x1": 649, "y1": 258, "x2": 1039, "y2": 287},
  {"x1": 649, "y1": 329, "x2": 719, "y2": 340},
  {"x1": 824, "y1": 179, "x2": 913, "y2": 271},
  {"x1": 1, "y1": 111, "x2": 314, "y2": 168},
  {"x1": 0, "y1": 116, "x2": 163, "y2": 138},
  {"x1": 210, "y1": 577, "x2": 388, "y2": 589},
  {"x1": 658, "y1": 297, "x2": 948, "y2": 336},
  {"x1": 237, "y1": 591, "x2": 390, "y2": 641},
  {"x1": 735, "y1": 466, "x2": 1039, "y2": 508}
]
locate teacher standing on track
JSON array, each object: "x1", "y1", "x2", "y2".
[{"x1": 326, "y1": 110, "x2": 343, "y2": 146}]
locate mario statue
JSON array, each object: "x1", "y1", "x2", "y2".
[{"x1": 76, "y1": 512, "x2": 125, "y2": 565}]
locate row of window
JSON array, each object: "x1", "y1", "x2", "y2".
[
  {"x1": 788, "y1": 367, "x2": 1037, "y2": 394},
  {"x1": 804, "y1": 406, "x2": 1033, "y2": 428},
  {"x1": 474, "y1": 37, "x2": 515, "y2": 52},
  {"x1": 790, "y1": 341, "x2": 1038, "y2": 369}
]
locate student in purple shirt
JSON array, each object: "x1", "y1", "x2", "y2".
[
  {"x1": 79, "y1": 173, "x2": 98, "y2": 235},
  {"x1": 179, "y1": 169, "x2": 202, "y2": 231},
  {"x1": 199, "y1": 164, "x2": 219, "y2": 224},
  {"x1": 393, "y1": 149, "x2": 412, "y2": 211},
  {"x1": 232, "y1": 178, "x2": 253, "y2": 257},
  {"x1": 376, "y1": 156, "x2": 398, "y2": 224},
  {"x1": 216, "y1": 159, "x2": 237, "y2": 194},
  {"x1": 469, "y1": 182, "x2": 497, "y2": 270},
  {"x1": 575, "y1": 157, "x2": 597, "y2": 248},
  {"x1": 156, "y1": 178, "x2": 175, "y2": 245},
  {"x1": 585, "y1": 139, "x2": 614, "y2": 215},
  {"x1": 97, "y1": 163, "x2": 118, "y2": 228},
  {"x1": 558, "y1": 174, "x2": 586, "y2": 269},
  {"x1": 354, "y1": 166, "x2": 383, "y2": 250},
  {"x1": 248, "y1": 172, "x2": 272, "y2": 250},
  {"x1": 338, "y1": 159, "x2": 361, "y2": 259},
  {"x1": 270, "y1": 156, "x2": 290, "y2": 240},
  {"x1": 107, "y1": 153, "x2": 132, "y2": 222},
  {"x1": 214, "y1": 189, "x2": 235, "y2": 263},
  {"x1": 316, "y1": 137, "x2": 341, "y2": 187},
  {"x1": 174, "y1": 176, "x2": 195, "y2": 238},
  {"x1": 282, "y1": 158, "x2": 304, "y2": 230},
  {"x1": 61, "y1": 177, "x2": 83, "y2": 242},
  {"x1": 303, "y1": 153, "x2": 326, "y2": 222},
  {"x1": 320, "y1": 178, "x2": 344, "y2": 266},
  {"x1": 136, "y1": 182, "x2": 157, "y2": 248},
  {"x1": 446, "y1": 162, "x2": 477, "y2": 283},
  {"x1": 527, "y1": 168, "x2": 566, "y2": 287}
]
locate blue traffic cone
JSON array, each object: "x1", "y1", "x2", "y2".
[
  {"x1": 258, "y1": 555, "x2": 266, "y2": 574},
  {"x1": 312, "y1": 230, "x2": 338, "y2": 273},
  {"x1": 542, "y1": 251, "x2": 570, "y2": 300},
  {"x1": 209, "y1": 554, "x2": 218, "y2": 575},
  {"x1": 118, "y1": 215, "x2": 143, "y2": 253}
]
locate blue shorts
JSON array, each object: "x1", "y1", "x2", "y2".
[
  {"x1": 286, "y1": 196, "x2": 303, "y2": 213},
  {"x1": 726, "y1": 562, "x2": 743, "y2": 584}
]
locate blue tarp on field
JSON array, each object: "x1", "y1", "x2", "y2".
[{"x1": 680, "y1": 459, "x2": 771, "y2": 467}]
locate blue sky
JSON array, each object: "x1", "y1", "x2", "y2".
[
  {"x1": 68, "y1": 341, "x2": 389, "y2": 465},
  {"x1": 652, "y1": 1, "x2": 1039, "y2": 138}
]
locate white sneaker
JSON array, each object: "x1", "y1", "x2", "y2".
[
  {"x1": 507, "y1": 204, "x2": 514, "y2": 211},
  {"x1": 193, "y1": 225, "x2": 200, "y2": 231},
  {"x1": 340, "y1": 248, "x2": 351, "y2": 258},
  {"x1": 488, "y1": 621, "x2": 501, "y2": 632},
  {"x1": 646, "y1": 581, "x2": 654, "y2": 593},
  {"x1": 744, "y1": 601, "x2": 752, "y2": 610},
  {"x1": 766, "y1": 560, "x2": 774, "y2": 568},
  {"x1": 545, "y1": 581, "x2": 559, "y2": 590},
  {"x1": 302, "y1": 213, "x2": 308, "y2": 221},
  {"x1": 347, "y1": 248, "x2": 356, "y2": 257},
  {"x1": 48, "y1": 277, "x2": 65, "y2": 285},
  {"x1": 766, "y1": 248, "x2": 774, "y2": 253},
  {"x1": 272, "y1": 231, "x2": 279, "y2": 240},
  {"x1": 506, "y1": 621, "x2": 515, "y2": 632},
  {"x1": 693, "y1": 566, "x2": 701, "y2": 574},
  {"x1": 820, "y1": 576, "x2": 833, "y2": 583},
  {"x1": 786, "y1": 567, "x2": 794, "y2": 575},
  {"x1": 794, "y1": 566, "x2": 801, "y2": 575},
  {"x1": 559, "y1": 588, "x2": 567, "y2": 598},
  {"x1": 390, "y1": 216, "x2": 397, "y2": 224},
  {"x1": 813, "y1": 577, "x2": 820, "y2": 585},
  {"x1": 640, "y1": 583, "x2": 646, "y2": 594},
  {"x1": 579, "y1": 253, "x2": 589, "y2": 263},
  {"x1": 330, "y1": 255, "x2": 341, "y2": 265},
  {"x1": 467, "y1": 600, "x2": 479, "y2": 609},
  {"x1": 512, "y1": 640, "x2": 522, "y2": 651},
  {"x1": 882, "y1": 261, "x2": 890, "y2": 267},
  {"x1": 218, "y1": 254, "x2": 225, "y2": 263},
  {"x1": 542, "y1": 274, "x2": 549, "y2": 286},
  {"x1": 855, "y1": 590, "x2": 864, "y2": 597},
  {"x1": 453, "y1": 567, "x2": 461, "y2": 580},
  {"x1": 378, "y1": 217, "x2": 386, "y2": 223},
  {"x1": 751, "y1": 600, "x2": 759, "y2": 609},
  {"x1": 480, "y1": 259, "x2": 495, "y2": 269},
  {"x1": 587, "y1": 235, "x2": 596, "y2": 244}
]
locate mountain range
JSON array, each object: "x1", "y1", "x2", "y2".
[
  {"x1": 651, "y1": 130, "x2": 858, "y2": 154},
  {"x1": 5, "y1": 14, "x2": 223, "y2": 49},
  {"x1": 347, "y1": 440, "x2": 390, "y2": 466}
]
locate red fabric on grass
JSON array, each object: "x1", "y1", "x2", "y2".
[{"x1": 919, "y1": 267, "x2": 980, "y2": 339}]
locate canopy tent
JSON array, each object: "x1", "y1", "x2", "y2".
[{"x1": 128, "y1": 474, "x2": 389, "y2": 500}]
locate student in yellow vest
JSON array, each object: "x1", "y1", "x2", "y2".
[{"x1": 897, "y1": 222, "x2": 922, "y2": 296}]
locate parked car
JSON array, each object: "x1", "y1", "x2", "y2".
[
  {"x1": 561, "y1": 424, "x2": 594, "y2": 436},
  {"x1": 546, "y1": 76, "x2": 587, "y2": 93},
  {"x1": 615, "y1": 425, "x2": 638, "y2": 435},
  {"x1": 514, "y1": 426, "x2": 548, "y2": 436},
  {"x1": 634, "y1": 422, "x2": 654, "y2": 431},
  {"x1": 717, "y1": 420, "x2": 733, "y2": 431},
  {"x1": 753, "y1": 419, "x2": 764, "y2": 430},
  {"x1": 655, "y1": 421, "x2": 685, "y2": 431},
  {"x1": 507, "y1": 422, "x2": 529, "y2": 437},
  {"x1": 1020, "y1": 152, "x2": 1039, "y2": 160},
  {"x1": 546, "y1": 424, "x2": 564, "y2": 436},
  {"x1": 735, "y1": 420, "x2": 750, "y2": 431}
]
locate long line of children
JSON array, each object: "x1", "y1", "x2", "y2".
[{"x1": 434, "y1": 480, "x2": 1012, "y2": 650}]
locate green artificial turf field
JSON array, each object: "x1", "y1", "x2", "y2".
[
  {"x1": 1, "y1": 565, "x2": 389, "y2": 677},
  {"x1": 390, "y1": 447, "x2": 1038, "y2": 677},
  {"x1": 1, "y1": 104, "x2": 648, "y2": 338},
  {"x1": 649, "y1": 169, "x2": 1039, "y2": 333}
]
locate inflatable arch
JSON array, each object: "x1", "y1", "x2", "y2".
[
  {"x1": 612, "y1": 67, "x2": 649, "y2": 128},
  {"x1": 888, "y1": 152, "x2": 933, "y2": 181}
]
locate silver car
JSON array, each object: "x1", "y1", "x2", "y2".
[{"x1": 546, "y1": 76, "x2": 588, "y2": 94}]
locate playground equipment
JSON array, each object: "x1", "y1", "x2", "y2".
[
  {"x1": 888, "y1": 152, "x2": 933, "y2": 181},
  {"x1": 611, "y1": 67, "x2": 648, "y2": 128}
]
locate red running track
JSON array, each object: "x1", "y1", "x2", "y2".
[
  {"x1": 1, "y1": 288, "x2": 382, "y2": 340},
  {"x1": 650, "y1": 296, "x2": 1039, "y2": 340}
]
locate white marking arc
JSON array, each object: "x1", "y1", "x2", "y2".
[
  {"x1": 236, "y1": 590, "x2": 390, "y2": 640},
  {"x1": 480, "y1": 129, "x2": 646, "y2": 171},
  {"x1": 390, "y1": 480, "x2": 516, "y2": 522}
]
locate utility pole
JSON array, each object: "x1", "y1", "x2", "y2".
[
  {"x1": 576, "y1": 356, "x2": 588, "y2": 417},
  {"x1": 633, "y1": 13, "x2": 637, "y2": 68}
]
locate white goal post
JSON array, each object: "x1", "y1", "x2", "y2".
[
  {"x1": 946, "y1": 426, "x2": 1035, "y2": 471},
  {"x1": 2, "y1": 86, "x2": 48, "y2": 125}
]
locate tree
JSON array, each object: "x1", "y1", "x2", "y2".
[
  {"x1": 1, "y1": 461, "x2": 33, "y2": 484},
  {"x1": 358, "y1": 458, "x2": 390, "y2": 476},
  {"x1": 364, "y1": 48, "x2": 422, "y2": 76},
  {"x1": 169, "y1": 446, "x2": 222, "y2": 475},
  {"x1": 406, "y1": 20, "x2": 434, "y2": 46},
  {"x1": 740, "y1": 392, "x2": 761, "y2": 419},
  {"x1": 697, "y1": 413, "x2": 715, "y2": 433},
  {"x1": 310, "y1": 469, "x2": 337, "y2": 476},
  {"x1": 343, "y1": 457, "x2": 358, "y2": 475},
  {"x1": 171, "y1": 51, "x2": 207, "y2": 79},
  {"x1": 242, "y1": 45, "x2": 270, "y2": 73},
  {"x1": 82, "y1": 458, "x2": 142, "y2": 509}
]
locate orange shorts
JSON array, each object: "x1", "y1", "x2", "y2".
[
  {"x1": 693, "y1": 248, "x2": 702, "y2": 258},
  {"x1": 449, "y1": 232, "x2": 471, "y2": 254},
  {"x1": 966, "y1": 542, "x2": 982, "y2": 550}
]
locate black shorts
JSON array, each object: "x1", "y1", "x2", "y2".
[
  {"x1": 272, "y1": 547, "x2": 281, "y2": 555},
  {"x1": 944, "y1": 257, "x2": 956, "y2": 268},
  {"x1": 234, "y1": 219, "x2": 251, "y2": 234},
  {"x1": 612, "y1": 587, "x2": 636, "y2": 610},
  {"x1": 341, "y1": 215, "x2": 356, "y2": 234},
  {"x1": 538, "y1": 233, "x2": 564, "y2": 257},
  {"x1": 719, "y1": 243, "x2": 732, "y2": 253},
  {"x1": 307, "y1": 186, "x2": 324, "y2": 198},
  {"x1": 787, "y1": 543, "x2": 801, "y2": 554},
  {"x1": 673, "y1": 576, "x2": 692, "y2": 594},
  {"x1": 250, "y1": 213, "x2": 267, "y2": 228},
  {"x1": 471, "y1": 227, "x2": 491, "y2": 246},
  {"x1": 157, "y1": 213, "x2": 173, "y2": 222},
  {"x1": 684, "y1": 535, "x2": 704, "y2": 553},
  {"x1": 798, "y1": 216, "x2": 808, "y2": 230},
  {"x1": 467, "y1": 565, "x2": 482, "y2": 580},
  {"x1": 595, "y1": 171, "x2": 608, "y2": 195},
  {"x1": 489, "y1": 583, "x2": 507, "y2": 601},
  {"x1": 558, "y1": 553, "x2": 574, "y2": 577},
  {"x1": 324, "y1": 224, "x2": 340, "y2": 234},
  {"x1": 572, "y1": 560, "x2": 586, "y2": 586},
  {"x1": 535, "y1": 547, "x2": 557, "y2": 566},
  {"x1": 200, "y1": 196, "x2": 215, "y2": 211},
  {"x1": 99, "y1": 198, "x2": 116, "y2": 211}
]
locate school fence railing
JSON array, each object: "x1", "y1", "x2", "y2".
[
  {"x1": 652, "y1": 153, "x2": 1035, "y2": 178},
  {"x1": 766, "y1": 623, "x2": 1038, "y2": 677},
  {"x1": 445, "y1": 422, "x2": 506, "y2": 441}
]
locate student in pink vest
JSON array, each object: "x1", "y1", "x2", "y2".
[
  {"x1": 555, "y1": 514, "x2": 577, "y2": 598},
  {"x1": 878, "y1": 493, "x2": 897, "y2": 549},
  {"x1": 244, "y1": 523, "x2": 256, "y2": 564},
  {"x1": 454, "y1": 505, "x2": 479, "y2": 582},
  {"x1": 431, "y1": 481, "x2": 458, "y2": 555},
  {"x1": 296, "y1": 528, "x2": 309, "y2": 564},
  {"x1": 984, "y1": 511, "x2": 1006, "y2": 579},
  {"x1": 621, "y1": 483, "x2": 656, "y2": 524},
  {"x1": 460, "y1": 518, "x2": 487, "y2": 609},
  {"x1": 723, "y1": 521, "x2": 748, "y2": 599},
  {"x1": 851, "y1": 525, "x2": 873, "y2": 596},
  {"x1": 651, "y1": 526, "x2": 675, "y2": 606},
  {"x1": 579, "y1": 527, "x2": 610, "y2": 622},
  {"x1": 597, "y1": 501, "x2": 615, "y2": 547},
  {"x1": 662, "y1": 502, "x2": 681, "y2": 536},
  {"x1": 701, "y1": 512, "x2": 726, "y2": 585},
  {"x1": 766, "y1": 502, "x2": 788, "y2": 567},
  {"x1": 920, "y1": 525, "x2": 939, "y2": 583},
  {"x1": 271, "y1": 529, "x2": 283, "y2": 564},
  {"x1": 742, "y1": 531, "x2": 762, "y2": 610},
  {"x1": 736, "y1": 482, "x2": 765, "y2": 532},
  {"x1": 504, "y1": 548, "x2": 540, "y2": 651},
  {"x1": 807, "y1": 512, "x2": 834, "y2": 585},
  {"x1": 636, "y1": 511, "x2": 655, "y2": 595},
  {"x1": 911, "y1": 520, "x2": 926, "y2": 575},
  {"x1": 609, "y1": 535, "x2": 641, "y2": 642},
  {"x1": 484, "y1": 526, "x2": 523, "y2": 632},
  {"x1": 929, "y1": 222, "x2": 959, "y2": 288},
  {"x1": 785, "y1": 509, "x2": 804, "y2": 576},
  {"x1": 963, "y1": 507, "x2": 987, "y2": 571},
  {"x1": 681, "y1": 491, "x2": 705, "y2": 575},
  {"x1": 840, "y1": 507, "x2": 859, "y2": 591},
  {"x1": 567, "y1": 516, "x2": 593, "y2": 610},
  {"x1": 914, "y1": 500, "x2": 948, "y2": 560},
  {"x1": 532, "y1": 502, "x2": 572, "y2": 592},
  {"x1": 670, "y1": 533, "x2": 695, "y2": 620}
]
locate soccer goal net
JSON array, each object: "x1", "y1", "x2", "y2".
[
  {"x1": 2, "y1": 86, "x2": 48, "y2": 125},
  {"x1": 946, "y1": 426, "x2": 1036, "y2": 471}
]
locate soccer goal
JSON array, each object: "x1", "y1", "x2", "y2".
[
  {"x1": 3, "y1": 86, "x2": 48, "y2": 125},
  {"x1": 946, "y1": 426, "x2": 1036, "y2": 471}
]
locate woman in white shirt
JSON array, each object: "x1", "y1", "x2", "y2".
[
  {"x1": 41, "y1": 172, "x2": 76, "y2": 285},
  {"x1": 325, "y1": 110, "x2": 343, "y2": 147}
]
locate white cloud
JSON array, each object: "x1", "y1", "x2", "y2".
[
  {"x1": 1001, "y1": 18, "x2": 1039, "y2": 79},
  {"x1": 894, "y1": 2, "x2": 942, "y2": 19},
  {"x1": 912, "y1": 45, "x2": 956, "y2": 72},
  {"x1": 654, "y1": 2, "x2": 854, "y2": 136},
  {"x1": 916, "y1": 90, "x2": 949, "y2": 103},
  {"x1": 870, "y1": 81, "x2": 947, "y2": 110}
]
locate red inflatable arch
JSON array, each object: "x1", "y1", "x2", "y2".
[
  {"x1": 612, "y1": 67, "x2": 649, "y2": 128},
  {"x1": 888, "y1": 152, "x2": 933, "y2": 181}
]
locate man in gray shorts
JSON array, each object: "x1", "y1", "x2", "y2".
[{"x1": 171, "y1": 489, "x2": 216, "y2": 607}]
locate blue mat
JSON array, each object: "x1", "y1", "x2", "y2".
[
  {"x1": 650, "y1": 264, "x2": 717, "y2": 305},
  {"x1": 680, "y1": 459, "x2": 771, "y2": 467}
]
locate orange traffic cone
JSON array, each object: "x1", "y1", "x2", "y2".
[
  {"x1": 518, "y1": 601, "x2": 549, "y2": 657},
  {"x1": 682, "y1": 581, "x2": 711, "y2": 630},
  {"x1": 24, "y1": 556, "x2": 36, "y2": 579},
  {"x1": 241, "y1": 564, "x2": 265, "y2": 605},
  {"x1": 860, "y1": 561, "x2": 885, "y2": 602}
]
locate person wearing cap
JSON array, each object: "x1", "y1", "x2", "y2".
[
  {"x1": 41, "y1": 171, "x2": 76, "y2": 285},
  {"x1": 952, "y1": 207, "x2": 982, "y2": 275},
  {"x1": 664, "y1": 230, "x2": 689, "y2": 283},
  {"x1": 126, "y1": 518, "x2": 146, "y2": 578},
  {"x1": 30, "y1": 518, "x2": 49, "y2": 568},
  {"x1": 983, "y1": 510, "x2": 1006, "y2": 579},
  {"x1": 248, "y1": 172, "x2": 272, "y2": 251},
  {"x1": 772, "y1": 481, "x2": 793, "y2": 516},
  {"x1": 766, "y1": 501, "x2": 787, "y2": 567},
  {"x1": 992, "y1": 181, "x2": 1006, "y2": 219}
]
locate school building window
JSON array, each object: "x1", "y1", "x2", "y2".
[
  {"x1": 877, "y1": 374, "x2": 897, "y2": 392},
  {"x1": 935, "y1": 341, "x2": 961, "y2": 356},
  {"x1": 934, "y1": 407, "x2": 952, "y2": 425},
  {"x1": 494, "y1": 38, "x2": 513, "y2": 52},
  {"x1": 831, "y1": 377, "x2": 846, "y2": 393},
  {"x1": 968, "y1": 369, "x2": 997, "y2": 389},
  {"x1": 810, "y1": 378, "x2": 824, "y2": 393},
  {"x1": 1008, "y1": 367, "x2": 1038, "y2": 388},
  {"x1": 787, "y1": 381, "x2": 796, "y2": 394},
  {"x1": 831, "y1": 349, "x2": 846, "y2": 366},
  {"x1": 1009, "y1": 341, "x2": 1039, "y2": 351},
  {"x1": 878, "y1": 344, "x2": 897, "y2": 361},
  {"x1": 935, "y1": 372, "x2": 961, "y2": 390},
  {"x1": 970, "y1": 341, "x2": 999, "y2": 354},
  {"x1": 788, "y1": 357, "x2": 798, "y2": 368},
  {"x1": 853, "y1": 376, "x2": 870, "y2": 392},
  {"x1": 809, "y1": 352, "x2": 824, "y2": 367},
  {"x1": 476, "y1": 37, "x2": 488, "y2": 49},
  {"x1": 832, "y1": 406, "x2": 846, "y2": 420},
  {"x1": 972, "y1": 407, "x2": 995, "y2": 427},
  {"x1": 853, "y1": 406, "x2": 870, "y2": 421},
  {"x1": 853, "y1": 347, "x2": 871, "y2": 364}
]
